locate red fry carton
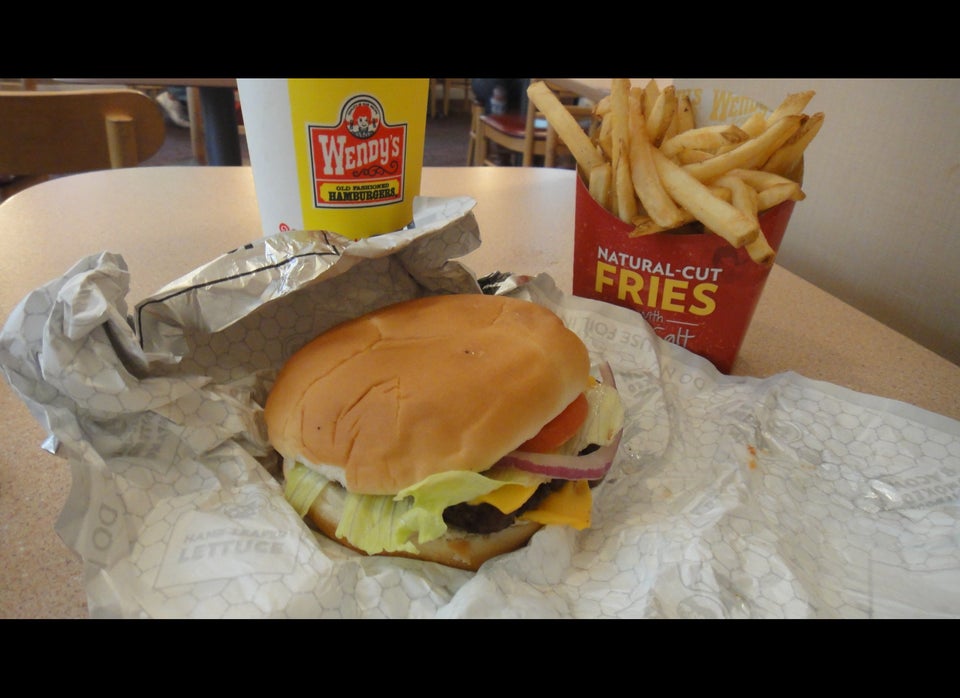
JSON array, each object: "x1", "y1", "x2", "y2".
[
  {"x1": 573, "y1": 181, "x2": 794, "y2": 373},
  {"x1": 572, "y1": 87, "x2": 800, "y2": 374}
]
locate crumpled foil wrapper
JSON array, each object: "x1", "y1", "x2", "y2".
[{"x1": 2, "y1": 195, "x2": 959, "y2": 618}]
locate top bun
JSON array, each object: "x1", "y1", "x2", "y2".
[{"x1": 264, "y1": 294, "x2": 591, "y2": 495}]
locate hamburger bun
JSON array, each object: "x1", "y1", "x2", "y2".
[{"x1": 265, "y1": 293, "x2": 595, "y2": 570}]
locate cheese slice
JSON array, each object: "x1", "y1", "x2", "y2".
[
  {"x1": 471, "y1": 482, "x2": 540, "y2": 514},
  {"x1": 520, "y1": 480, "x2": 593, "y2": 530}
]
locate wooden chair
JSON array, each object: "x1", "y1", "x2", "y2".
[
  {"x1": 469, "y1": 81, "x2": 596, "y2": 168},
  {"x1": 0, "y1": 88, "x2": 166, "y2": 200},
  {"x1": 123, "y1": 82, "x2": 208, "y2": 164},
  {"x1": 466, "y1": 100, "x2": 484, "y2": 165},
  {"x1": 430, "y1": 78, "x2": 473, "y2": 118}
]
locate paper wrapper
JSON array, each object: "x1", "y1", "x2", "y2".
[{"x1": 2, "y1": 196, "x2": 960, "y2": 618}]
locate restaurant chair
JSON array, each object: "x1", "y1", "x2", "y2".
[
  {"x1": 469, "y1": 81, "x2": 596, "y2": 168},
  {"x1": 0, "y1": 88, "x2": 166, "y2": 201},
  {"x1": 185, "y1": 86, "x2": 207, "y2": 164},
  {"x1": 117, "y1": 82, "x2": 208, "y2": 164},
  {"x1": 430, "y1": 78, "x2": 473, "y2": 118},
  {"x1": 466, "y1": 100, "x2": 483, "y2": 165}
]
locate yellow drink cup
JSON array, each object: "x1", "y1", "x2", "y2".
[{"x1": 237, "y1": 78, "x2": 429, "y2": 240}]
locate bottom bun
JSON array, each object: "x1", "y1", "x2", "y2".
[{"x1": 297, "y1": 470, "x2": 544, "y2": 571}]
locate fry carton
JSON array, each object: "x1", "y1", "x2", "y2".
[{"x1": 571, "y1": 86, "x2": 803, "y2": 373}]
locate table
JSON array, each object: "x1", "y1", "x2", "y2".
[
  {"x1": 55, "y1": 79, "x2": 242, "y2": 166},
  {"x1": 2, "y1": 166, "x2": 958, "y2": 618}
]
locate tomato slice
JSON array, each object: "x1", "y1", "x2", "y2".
[{"x1": 518, "y1": 392, "x2": 589, "y2": 454}]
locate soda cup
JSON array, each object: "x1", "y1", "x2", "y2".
[{"x1": 237, "y1": 78, "x2": 429, "y2": 240}]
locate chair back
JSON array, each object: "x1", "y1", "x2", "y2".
[
  {"x1": 0, "y1": 88, "x2": 166, "y2": 176},
  {"x1": 470, "y1": 80, "x2": 595, "y2": 168}
]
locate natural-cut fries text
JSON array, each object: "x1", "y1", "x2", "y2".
[{"x1": 526, "y1": 79, "x2": 823, "y2": 265}]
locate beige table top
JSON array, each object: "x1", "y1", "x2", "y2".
[{"x1": 2, "y1": 166, "x2": 958, "y2": 618}]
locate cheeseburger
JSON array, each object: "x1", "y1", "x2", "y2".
[{"x1": 264, "y1": 293, "x2": 624, "y2": 571}]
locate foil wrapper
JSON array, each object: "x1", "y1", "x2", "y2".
[{"x1": 2, "y1": 194, "x2": 959, "y2": 618}]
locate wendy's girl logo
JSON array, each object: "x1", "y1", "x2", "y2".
[{"x1": 308, "y1": 94, "x2": 408, "y2": 209}]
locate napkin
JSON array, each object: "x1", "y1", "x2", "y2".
[{"x1": 2, "y1": 196, "x2": 958, "y2": 618}]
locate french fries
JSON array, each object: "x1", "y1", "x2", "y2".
[
  {"x1": 766, "y1": 90, "x2": 816, "y2": 125},
  {"x1": 682, "y1": 114, "x2": 804, "y2": 184},
  {"x1": 526, "y1": 80, "x2": 605, "y2": 172},
  {"x1": 526, "y1": 80, "x2": 824, "y2": 265},
  {"x1": 645, "y1": 84, "x2": 677, "y2": 146},
  {"x1": 659, "y1": 123, "x2": 750, "y2": 158},
  {"x1": 714, "y1": 173, "x2": 775, "y2": 265},
  {"x1": 651, "y1": 148, "x2": 759, "y2": 249},
  {"x1": 762, "y1": 111, "x2": 824, "y2": 178},
  {"x1": 628, "y1": 100, "x2": 685, "y2": 228},
  {"x1": 609, "y1": 79, "x2": 637, "y2": 222}
]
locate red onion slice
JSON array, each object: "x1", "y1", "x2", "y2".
[{"x1": 497, "y1": 361, "x2": 622, "y2": 481}]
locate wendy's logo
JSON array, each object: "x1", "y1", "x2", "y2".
[
  {"x1": 308, "y1": 93, "x2": 408, "y2": 209},
  {"x1": 344, "y1": 97, "x2": 382, "y2": 139}
]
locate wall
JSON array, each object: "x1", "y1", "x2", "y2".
[{"x1": 680, "y1": 78, "x2": 960, "y2": 367}]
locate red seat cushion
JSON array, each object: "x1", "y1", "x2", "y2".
[{"x1": 480, "y1": 112, "x2": 545, "y2": 139}]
